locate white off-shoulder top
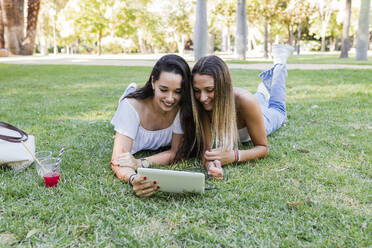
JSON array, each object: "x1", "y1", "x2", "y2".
[{"x1": 111, "y1": 98, "x2": 183, "y2": 154}]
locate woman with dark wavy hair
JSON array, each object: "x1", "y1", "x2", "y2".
[
  {"x1": 110, "y1": 54, "x2": 193, "y2": 197},
  {"x1": 189, "y1": 45, "x2": 294, "y2": 179}
]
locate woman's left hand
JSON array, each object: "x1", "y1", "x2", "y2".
[
  {"x1": 204, "y1": 149, "x2": 235, "y2": 165},
  {"x1": 114, "y1": 152, "x2": 141, "y2": 170}
]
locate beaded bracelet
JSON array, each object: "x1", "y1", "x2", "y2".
[
  {"x1": 128, "y1": 173, "x2": 137, "y2": 187},
  {"x1": 234, "y1": 149, "x2": 240, "y2": 162}
]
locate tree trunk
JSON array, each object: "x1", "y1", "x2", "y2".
[
  {"x1": 194, "y1": 0, "x2": 207, "y2": 60},
  {"x1": 38, "y1": 21, "x2": 47, "y2": 55},
  {"x1": 207, "y1": 33, "x2": 214, "y2": 54},
  {"x1": 297, "y1": 22, "x2": 301, "y2": 55},
  {"x1": 321, "y1": 22, "x2": 326, "y2": 52},
  {"x1": 0, "y1": 0, "x2": 24, "y2": 55},
  {"x1": 340, "y1": 0, "x2": 352, "y2": 58},
  {"x1": 176, "y1": 34, "x2": 185, "y2": 56},
  {"x1": 21, "y1": 0, "x2": 40, "y2": 55},
  {"x1": 329, "y1": 37, "x2": 336, "y2": 52},
  {"x1": 0, "y1": 4, "x2": 4, "y2": 48},
  {"x1": 98, "y1": 30, "x2": 102, "y2": 56},
  {"x1": 222, "y1": 26, "x2": 228, "y2": 52},
  {"x1": 356, "y1": 0, "x2": 371, "y2": 60},
  {"x1": 288, "y1": 24, "x2": 294, "y2": 46},
  {"x1": 235, "y1": 0, "x2": 247, "y2": 60},
  {"x1": 264, "y1": 20, "x2": 268, "y2": 58}
]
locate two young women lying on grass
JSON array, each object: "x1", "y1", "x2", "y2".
[{"x1": 111, "y1": 45, "x2": 294, "y2": 197}]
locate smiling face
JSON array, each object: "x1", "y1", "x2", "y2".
[
  {"x1": 193, "y1": 73, "x2": 215, "y2": 111},
  {"x1": 152, "y1": 71, "x2": 182, "y2": 112}
]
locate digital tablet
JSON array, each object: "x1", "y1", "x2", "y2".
[{"x1": 137, "y1": 168, "x2": 205, "y2": 194}]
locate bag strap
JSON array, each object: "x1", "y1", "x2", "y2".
[{"x1": 0, "y1": 122, "x2": 29, "y2": 143}]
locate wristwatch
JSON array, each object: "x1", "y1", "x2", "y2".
[{"x1": 140, "y1": 158, "x2": 150, "y2": 168}]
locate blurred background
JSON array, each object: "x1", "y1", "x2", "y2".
[{"x1": 0, "y1": 0, "x2": 371, "y2": 60}]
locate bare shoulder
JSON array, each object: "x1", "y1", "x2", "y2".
[
  {"x1": 234, "y1": 88, "x2": 259, "y2": 112},
  {"x1": 126, "y1": 98, "x2": 145, "y2": 112}
]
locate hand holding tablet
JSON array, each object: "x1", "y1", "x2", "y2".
[{"x1": 137, "y1": 168, "x2": 205, "y2": 194}]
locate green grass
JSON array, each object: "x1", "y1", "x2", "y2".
[
  {"x1": 228, "y1": 54, "x2": 372, "y2": 65},
  {"x1": 0, "y1": 64, "x2": 371, "y2": 247}
]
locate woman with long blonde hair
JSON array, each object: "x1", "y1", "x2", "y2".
[{"x1": 189, "y1": 45, "x2": 294, "y2": 179}]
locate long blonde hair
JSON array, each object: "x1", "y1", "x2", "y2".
[{"x1": 191, "y1": 55, "x2": 239, "y2": 155}]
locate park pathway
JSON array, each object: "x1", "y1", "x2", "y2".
[{"x1": 1, "y1": 54, "x2": 371, "y2": 70}]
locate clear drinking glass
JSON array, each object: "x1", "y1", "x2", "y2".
[{"x1": 34, "y1": 151, "x2": 52, "y2": 176}]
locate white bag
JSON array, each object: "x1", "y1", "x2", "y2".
[{"x1": 0, "y1": 122, "x2": 35, "y2": 171}]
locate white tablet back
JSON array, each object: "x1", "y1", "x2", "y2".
[{"x1": 137, "y1": 168, "x2": 205, "y2": 194}]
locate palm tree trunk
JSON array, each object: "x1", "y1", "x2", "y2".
[
  {"x1": 356, "y1": 0, "x2": 371, "y2": 60},
  {"x1": 0, "y1": 4, "x2": 4, "y2": 48},
  {"x1": 21, "y1": 0, "x2": 40, "y2": 55},
  {"x1": 235, "y1": 0, "x2": 247, "y2": 60},
  {"x1": 0, "y1": 0, "x2": 24, "y2": 55},
  {"x1": 194, "y1": 0, "x2": 207, "y2": 60},
  {"x1": 340, "y1": 0, "x2": 352, "y2": 58}
]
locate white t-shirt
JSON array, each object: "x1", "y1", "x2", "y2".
[{"x1": 111, "y1": 98, "x2": 184, "y2": 154}]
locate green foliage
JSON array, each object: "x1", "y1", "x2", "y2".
[{"x1": 0, "y1": 64, "x2": 371, "y2": 246}]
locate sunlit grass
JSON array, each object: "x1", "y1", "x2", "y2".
[
  {"x1": 0, "y1": 64, "x2": 371, "y2": 246},
  {"x1": 229, "y1": 54, "x2": 372, "y2": 65}
]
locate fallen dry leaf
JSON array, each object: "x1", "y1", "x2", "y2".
[
  {"x1": 352, "y1": 124, "x2": 361, "y2": 130},
  {"x1": 26, "y1": 229, "x2": 43, "y2": 239},
  {"x1": 287, "y1": 201, "x2": 305, "y2": 206},
  {"x1": 0, "y1": 233, "x2": 17, "y2": 245},
  {"x1": 78, "y1": 224, "x2": 89, "y2": 229},
  {"x1": 292, "y1": 179, "x2": 300, "y2": 187},
  {"x1": 298, "y1": 149, "x2": 310, "y2": 153},
  {"x1": 361, "y1": 221, "x2": 367, "y2": 232}
]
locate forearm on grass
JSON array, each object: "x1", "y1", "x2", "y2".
[
  {"x1": 238, "y1": 145, "x2": 269, "y2": 162},
  {"x1": 146, "y1": 150, "x2": 177, "y2": 166}
]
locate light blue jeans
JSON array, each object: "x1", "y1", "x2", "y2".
[{"x1": 254, "y1": 64, "x2": 287, "y2": 136}]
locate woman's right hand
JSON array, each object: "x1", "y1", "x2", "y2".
[
  {"x1": 131, "y1": 175, "x2": 160, "y2": 197},
  {"x1": 207, "y1": 160, "x2": 223, "y2": 180}
]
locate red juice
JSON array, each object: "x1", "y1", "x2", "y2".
[{"x1": 43, "y1": 172, "x2": 60, "y2": 187}]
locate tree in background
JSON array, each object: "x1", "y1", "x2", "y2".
[
  {"x1": 194, "y1": 0, "x2": 207, "y2": 60},
  {"x1": 340, "y1": 0, "x2": 352, "y2": 58},
  {"x1": 277, "y1": 0, "x2": 313, "y2": 54},
  {"x1": 310, "y1": 0, "x2": 340, "y2": 52},
  {"x1": 164, "y1": 0, "x2": 193, "y2": 55},
  {"x1": 38, "y1": 0, "x2": 69, "y2": 55},
  {"x1": 326, "y1": 10, "x2": 343, "y2": 51},
  {"x1": 355, "y1": 0, "x2": 371, "y2": 60},
  {"x1": 0, "y1": 0, "x2": 41, "y2": 55},
  {"x1": 235, "y1": 0, "x2": 247, "y2": 60},
  {"x1": 247, "y1": 0, "x2": 272, "y2": 57},
  {"x1": 210, "y1": 0, "x2": 235, "y2": 53}
]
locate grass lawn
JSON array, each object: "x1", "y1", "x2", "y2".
[
  {"x1": 0, "y1": 64, "x2": 371, "y2": 247},
  {"x1": 228, "y1": 54, "x2": 372, "y2": 65}
]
